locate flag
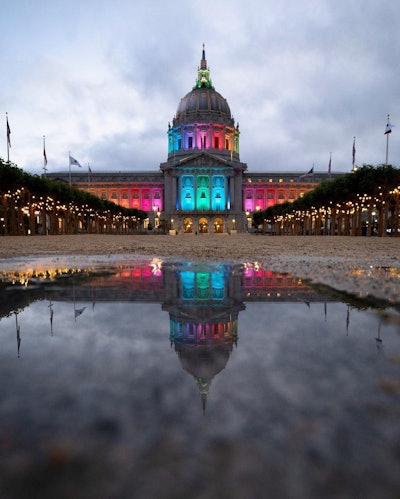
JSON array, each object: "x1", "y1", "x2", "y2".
[
  {"x1": 43, "y1": 144, "x2": 48, "y2": 166},
  {"x1": 328, "y1": 153, "x2": 331, "y2": 175},
  {"x1": 384, "y1": 121, "x2": 393, "y2": 134},
  {"x1": 69, "y1": 154, "x2": 82, "y2": 167},
  {"x1": 6, "y1": 116, "x2": 11, "y2": 148},
  {"x1": 299, "y1": 167, "x2": 314, "y2": 178},
  {"x1": 74, "y1": 306, "x2": 86, "y2": 318},
  {"x1": 88, "y1": 164, "x2": 94, "y2": 182},
  {"x1": 352, "y1": 137, "x2": 356, "y2": 168}
]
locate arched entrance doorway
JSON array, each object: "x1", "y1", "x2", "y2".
[
  {"x1": 183, "y1": 217, "x2": 193, "y2": 233},
  {"x1": 214, "y1": 217, "x2": 224, "y2": 233},
  {"x1": 199, "y1": 217, "x2": 208, "y2": 233}
]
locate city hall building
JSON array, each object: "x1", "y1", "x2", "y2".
[{"x1": 49, "y1": 47, "x2": 339, "y2": 233}]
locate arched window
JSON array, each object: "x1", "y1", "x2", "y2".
[
  {"x1": 199, "y1": 217, "x2": 208, "y2": 233},
  {"x1": 212, "y1": 175, "x2": 225, "y2": 210},
  {"x1": 183, "y1": 217, "x2": 193, "y2": 233},
  {"x1": 196, "y1": 176, "x2": 210, "y2": 210},
  {"x1": 181, "y1": 175, "x2": 194, "y2": 210},
  {"x1": 214, "y1": 217, "x2": 223, "y2": 233}
]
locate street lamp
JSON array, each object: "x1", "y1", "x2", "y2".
[
  {"x1": 245, "y1": 211, "x2": 252, "y2": 231},
  {"x1": 156, "y1": 210, "x2": 161, "y2": 231}
]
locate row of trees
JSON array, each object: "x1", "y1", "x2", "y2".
[
  {"x1": 253, "y1": 165, "x2": 400, "y2": 236},
  {"x1": 0, "y1": 160, "x2": 147, "y2": 236}
]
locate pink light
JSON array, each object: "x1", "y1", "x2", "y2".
[{"x1": 245, "y1": 200, "x2": 255, "y2": 212}]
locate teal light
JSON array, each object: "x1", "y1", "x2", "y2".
[
  {"x1": 196, "y1": 175, "x2": 210, "y2": 209},
  {"x1": 196, "y1": 272, "x2": 210, "y2": 300},
  {"x1": 181, "y1": 271, "x2": 195, "y2": 300},
  {"x1": 212, "y1": 175, "x2": 225, "y2": 210},
  {"x1": 211, "y1": 272, "x2": 225, "y2": 300},
  {"x1": 181, "y1": 175, "x2": 195, "y2": 210}
]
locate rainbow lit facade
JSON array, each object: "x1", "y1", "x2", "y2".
[
  {"x1": 54, "y1": 47, "x2": 333, "y2": 230},
  {"x1": 160, "y1": 45, "x2": 247, "y2": 233},
  {"x1": 167, "y1": 123, "x2": 239, "y2": 156}
]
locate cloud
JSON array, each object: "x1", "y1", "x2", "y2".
[{"x1": 2, "y1": 0, "x2": 400, "y2": 175}]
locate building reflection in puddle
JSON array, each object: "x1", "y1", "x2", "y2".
[
  {"x1": 1, "y1": 258, "x2": 400, "y2": 499},
  {"x1": 1, "y1": 258, "x2": 398, "y2": 413},
  {"x1": 163, "y1": 263, "x2": 244, "y2": 413}
]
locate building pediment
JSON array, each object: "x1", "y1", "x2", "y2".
[{"x1": 176, "y1": 152, "x2": 230, "y2": 168}]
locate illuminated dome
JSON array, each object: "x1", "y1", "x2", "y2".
[
  {"x1": 172, "y1": 46, "x2": 234, "y2": 127},
  {"x1": 165, "y1": 45, "x2": 241, "y2": 165},
  {"x1": 174, "y1": 88, "x2": 233, "y2": 126}
]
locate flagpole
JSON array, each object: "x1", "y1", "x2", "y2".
[
  {"x1": 328, "y1": 152, "x2": 331, "y2": 179},
  {"x1": 68, "y1": 151, "x2": 71, "y2": 187},
  {"x1": 6, "y1": 112, "x2": 10, "y2": 162},
  {"x1": 43, "y1": 136, "x2": 47, "y2": 178},
  {"x1": 386, "y1": 114, "x2": 390, "y2": 165}
]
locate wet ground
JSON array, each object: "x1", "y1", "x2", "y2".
[{"x1": 0, "y1": 257, "x2": 399, "y2": 498}]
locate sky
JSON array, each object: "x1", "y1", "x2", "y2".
[{"x1": 2, "y1": 0, "x2": 400, "y2": 177}]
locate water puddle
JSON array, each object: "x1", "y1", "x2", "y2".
[{"x1": 0, "y1": 258, "x2": 399, "y2": 497}]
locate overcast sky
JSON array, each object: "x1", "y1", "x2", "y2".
[{"x1": 2, "y1": 0, "x2": 400, "y2": 176}]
